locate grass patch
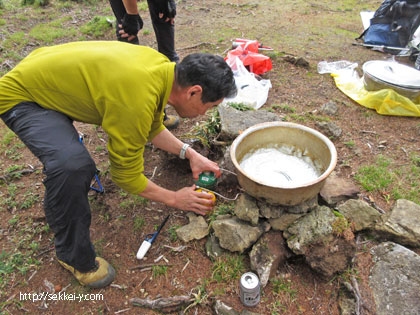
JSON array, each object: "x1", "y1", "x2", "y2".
[
  {"x1": 226, "y1": 102, "x2": 254, "y2": 111},
  {"x1": 133, "y1": 216, "x2": 145, "y2": 232},
  {"x1": 355, "y1": 154, "x2": 420, "y2": 204},
  {"x1": 81, "y1": 15, "x2": 112, "y2": 38},
  {"x1": 167, "y1": 225, "x2": 180, "y2": 242},
  {"x1": 22, "y1": 0, "x2": 49, "y2": 7},
  {"x1": 208, "y1": 202, "x2": 234, "y2": 225},
  {"x1": 187, "y1": 107, "x2": 220, "y2": 148},
  {"x1": 29, "y1": 17, "x2": 77, "y2": 43},
  {"x1": 152, "y1": 265, "x2": 168, "y2": 278},
  {"x1": 0, "y1": 217, "x2": 48, "y2": 300},
  {"x1": 211, "y1": 253, "x2": 245, "y2": 283},
  {"x1": 269, "y1": 276, "x2": 298, "y2": 313},
  {"x1": 119, "y1": 194, "x2": 148, "y2": 209},
  {"x1": 344, "y1": 140, "x2": 355, "y2": 148},
  {"x1": 354, "y1": 155, "x2": 394, "y2": 192}
]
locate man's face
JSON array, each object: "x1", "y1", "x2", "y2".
[{"x1": 174, "y1": 87, "x2": 223, "y2": 118}]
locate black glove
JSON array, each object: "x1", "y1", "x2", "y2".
[
  {"x1": 155, "y1": 0, "x2": 176, "y2": 21},
  {"x1": 121, "y1": 13, "x2": 144, "y2": 36}
]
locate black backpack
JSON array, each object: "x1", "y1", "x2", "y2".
[{"x1": 358, "y1": 0, "x2": 420, "y2": 50}]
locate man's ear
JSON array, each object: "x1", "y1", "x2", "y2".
[{"x1": 187, "y1": 85, "x2": 202, "y2": 99}]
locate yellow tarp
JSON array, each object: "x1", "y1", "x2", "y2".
[{"x1": 331, "y1": 71, "x2": 420, "y2": 117}]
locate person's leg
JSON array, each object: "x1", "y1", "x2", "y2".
[
  {"x1": 109, "y1": 0, "x2": 139, "y2": 44},
  {"x1": 147, "y1": 0, "x2": 180, "y2": 128},
  {"x1": 0, "y1": 102, "x2": 97, "y2": 272},
  {"x1": 147, "y1": 0, "x2": 179, "y2": 63}
]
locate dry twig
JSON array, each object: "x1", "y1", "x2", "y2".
[{"x1": 130, "y1": 296, "x2": 193, "y2": 312}]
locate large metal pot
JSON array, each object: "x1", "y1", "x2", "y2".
[
  {"x1": 230, "y1": 122, "x2": 337, "y2": 206},
  {"x1": 362, "y1": 60, "x2": 420, "y2": 100}
]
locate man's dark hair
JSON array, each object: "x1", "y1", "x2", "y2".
[{"x1": 175, "y1": 53, "x2": 237, "y2": 103}]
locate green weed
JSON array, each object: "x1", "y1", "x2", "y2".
[
  {"x1": 167, "y1": 225, "x2": 180, "y2": 242},
  {"x1": 355, "y1": 154, "x2": 420, "y2": 204},
  {"x1": 0, "y1": 217, "x2": 47, "y2": 298},
  {"x1": 344, "y1": 140, "x2": 355, "y2": 148},
  {"x1": 188, "y1": 108, "x2": 220, "y2": 148},
  {"x1": 269, "y1": 276, "x2": 297, "y2": 312},
  {"x1": 81, "y1": 15, "x2": 112, "y2": 38},
  {"x1": 20, "y1": 191, "x2": 39, "y2": 209},
  {"x1": 133, "y1": 216, "x2": 145, "y2": 232},
  {"x1": 354, "y1": 155, "x2": 394, "y2": 192},
  {"x1": 227, "y1": 102, "x2": 254, "y2": 111},
  {"x1": 270, "y1": 104, "x2": 296, "y2": 113},
  {"x1": 95, "y1": 145, "x2": 104, "y2": 152},
  {"x1": 29, "y1": 17, "x2": 77, "y2": 43},
  {"x1": 152, "y1": 265, "x2": 168, "y2": 278},
  {"x1": 22, "y1": 0, "x2": 49, "y2": 6},
  {"x1": 1, "y1": 131, "x2": 17, "y2": 145},
  {"x1": 208, "y1": 202, "x2": 234, "y2": 225},
  {"x1": 138, "y1": 0, "x2": 148, "y2": 11},
  {"x1": 119, "y1": 194, "x2": 148, "y2": 209},
  {"x1": 211, "y1": 254, "x2": 245, "y2": 283},
  {"x1": 183, "y1": 280, "x2": 209, "y2": 313}
]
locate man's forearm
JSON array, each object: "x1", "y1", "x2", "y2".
[
  {"x1": 151, "y1": 128, "x2": 196, "y2": 160},
  {"x1": 139, "y1": 179, "x2": 176, "y2": 208},
  {"x1": 122, "y1": 0, "x2": 138, "y2": 14}
]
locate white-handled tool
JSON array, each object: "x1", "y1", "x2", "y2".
[{"x1": 136, "y1": 215, "x2": 169, "y2": 260}]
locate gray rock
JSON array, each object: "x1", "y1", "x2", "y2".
[
  {"x1": 269, "y1": 213, "x2": 305, "y2": 231},
  {"x1": 213, "y1": 300, "x2": 239, "y2": 315},
  {"x1": 218, "y1": 145, "x2": 239, "y2": 187},
  {"x1": 234, "y1": 193, "x2": 259, "y2": 225},
  {"x1": 284, "y1": 206, "x2": 356, "y2": 278},
  {"x1": 212, "y1": 217, "x2": 270, "y2": 253},
  {"x1": 315, "y1": 121, "x2": 342, "y2": 138},
  {"x1": 249, "y1": 231, "x2": 291, "y2": 287},
  {"x1": 259, "y1": 196, "x2": 318, "y2": 216},
  {"x1": 375, "y1": 199, "x2": 420, "y2": 247},
  {"x1": 337, "y1": 199, "x2": 382, "y2": 232},
  {"x1": 369, "y1": 242, "x2": 420, "y2": 315},
  {"x1": 205, "y1": 233, "x2": 226, "y2": 260},
  {"x1": 176, "y1": 213, "x2": 209, "y2": 242},
  {"x1": 320, "y1": 100, "x2": 339, "y2": 116},
  {"x1": 284, "y1": 206, "x2": 336, "y2": 255},
  {"x1": 338, "y1": 282, "x2": 358, "y2": 315},
  {"x1": 213, "y1": 300, "x2": 261, "y2": 315},
  {"x1": 320, "y1": 173, "x2": 360, "y2": 206},
  {"x1": 218, "y1": 105, "x2": 280, "y2": 140}
]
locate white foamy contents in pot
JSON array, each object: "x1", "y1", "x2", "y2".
[{"x1": 239, "y1": 146, "x2": 321, "y2": 187}]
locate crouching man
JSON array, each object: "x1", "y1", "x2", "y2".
[{"x1": 0, "y1": 41, "x2": 236, "y2": 288}]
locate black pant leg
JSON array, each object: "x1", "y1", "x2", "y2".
[
  {"x1": 147, "y1": 0, "x2": 179, "y2": 62},
  {"x1": 109, "y1": 0, "x2": 140, "y2": 44},
  {"x1": 0, "y1": 102, "x2": 97, "y2": 272}
]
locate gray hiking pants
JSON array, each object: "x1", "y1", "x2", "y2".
[{"x1": 1, "y1": 102, "x2": 97, "y2": 272}]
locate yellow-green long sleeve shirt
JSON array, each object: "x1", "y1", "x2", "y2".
[{"x1": 0, "y1": 41, "x2": 175, "y2": 194}]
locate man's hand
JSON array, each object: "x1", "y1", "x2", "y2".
[
  {"x1": 155, "y1": 0, "x2": 176, "y2": 22},
  {"x1": 187, "y1": 149, "x2": 221, "y2": 181},
  {"x1": 139, "y1": 180, "x2": 215, "y2": 216},
  {"x1": 173, "y1": 185, "x2": 215, "y2": 216},
  {"x1": 121, "y1": 13, "x2": 143, "y2": 36}
]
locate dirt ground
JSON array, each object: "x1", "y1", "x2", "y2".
[{"x1": 1, "y1": 0, "x2": 420, "y2": 314}]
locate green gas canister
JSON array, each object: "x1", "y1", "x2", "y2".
[{"x1": 195, "y1": 171, "x2": 217, "y2": 189}]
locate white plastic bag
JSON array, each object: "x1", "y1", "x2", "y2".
[
  {"x1": 221, "y1": 56, "x2": 271, "y2": 109},
  {"x1": 317, "y1": 60, "x2": 358, "y2": 74}
]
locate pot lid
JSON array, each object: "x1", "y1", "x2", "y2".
[{"x1": 363, "y1": 60, "x2": 420, "y2": 89}]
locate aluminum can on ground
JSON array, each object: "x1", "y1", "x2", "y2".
[{"x1": 239, "y1": 272, "x2": 260, "y2": 307}]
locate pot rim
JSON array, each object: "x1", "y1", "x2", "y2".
[
  {"x1": 362, "y1": 60, "x2": 420, "y2": 90},
  {"x1": 230, "y1": 121, "x2": 337, "y2": 189}
]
